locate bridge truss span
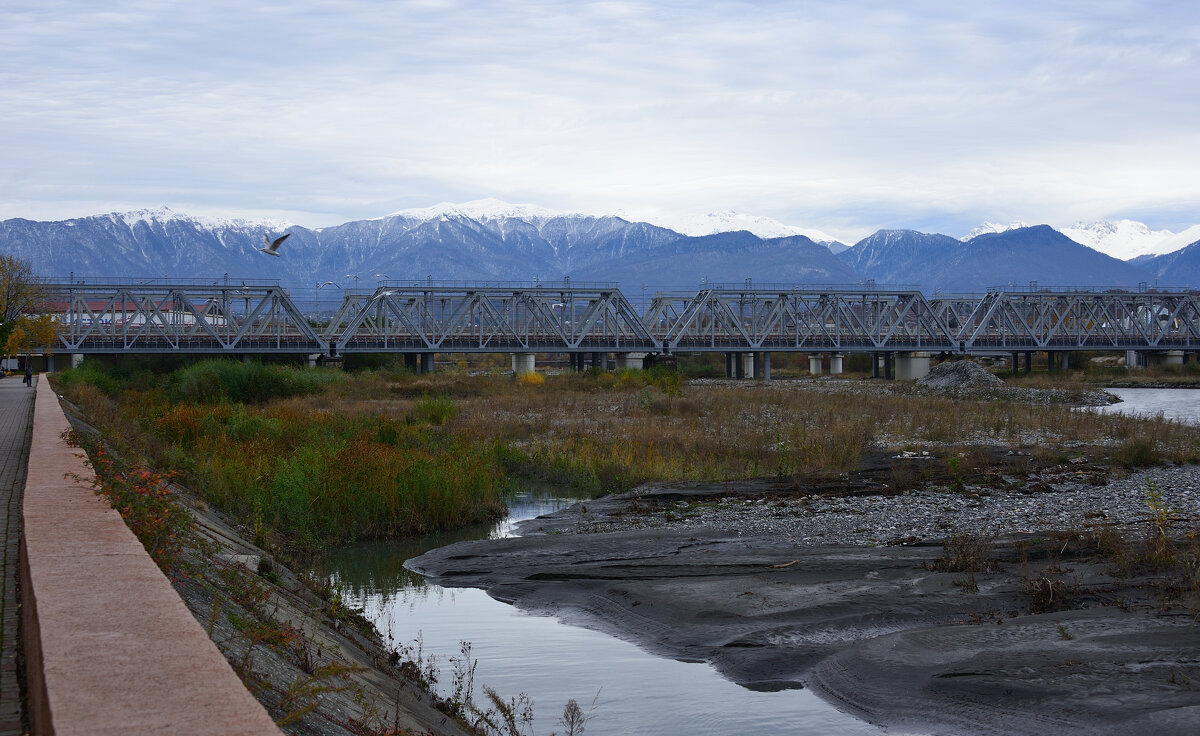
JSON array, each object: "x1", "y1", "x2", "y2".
[
  {"x1": 330, "y1": 285, "x2": 659, "y2": 354},
  {"x1": 33, "y1": 280, "x2": 1200, "y2": 359},
  {"x1": 652, "y1": 288, "x2": 957, "y2": 353},
  {"x1": 40, "y1": 281, "x2": 325, "y2": 354}
]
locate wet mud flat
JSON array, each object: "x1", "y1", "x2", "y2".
[{"x1": 409, "y1": 465, "x2": 1200, "y2": 735}]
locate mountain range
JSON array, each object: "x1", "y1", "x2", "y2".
[{"x1": 1, "y1": 201, "x2": 1198, "y2": 295}]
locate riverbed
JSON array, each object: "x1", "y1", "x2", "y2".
[{"x1": 324, "y1": 489, "x2": 885, "y2": 736}]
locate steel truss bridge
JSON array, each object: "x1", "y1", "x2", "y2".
[{"x1": 34, "y1": 280, "x2": 1200, "y2": 359}]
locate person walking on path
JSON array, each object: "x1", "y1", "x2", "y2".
[{"x1": 22, "y1": 364, "x2": 31, "y2": 387}]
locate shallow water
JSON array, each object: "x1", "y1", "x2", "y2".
[
  {"x1": 1092, "y1": 387, "x2": 1200, "y2": 425},
  {"x1": 323, "y1": 489, "x2": 883, "y2": 736}
]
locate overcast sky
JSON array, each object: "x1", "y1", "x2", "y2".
[{"x1": 2, "y1": 0, "x2": 1197, "y2": 241}]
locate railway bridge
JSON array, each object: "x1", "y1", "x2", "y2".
[{"x1": 30, "y1": 279, "x2": 1200, "y2": 378}]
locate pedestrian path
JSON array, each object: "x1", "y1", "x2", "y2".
[{"x1": 0, "y1": 375, "x2": 35, "y2": 735}]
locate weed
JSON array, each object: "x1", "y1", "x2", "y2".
[
  {"x1": 1056, "y1": 624, "x2": 1074, "y2": 640},
  {"x1": 936, "y1": 532, "x2": 997, "y2": 573},
  {"x1": 1114, "y1": 436, "x2": 1161, "y2": 469},
  {"x1": 516, "y1": 371, "x2": 545, "y2": 386},
  {"x1": 63, "y1": 429, "x2": 194, "y2": 577},
  {"x1": 1024, "y1": 568, "x2": 1076, "y2": 614},
  {"x1": 952, "y1": 574, "x2": 979, "y2": 593}
]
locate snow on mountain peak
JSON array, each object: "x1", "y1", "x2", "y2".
[
  {"x1": 1059, "y1": 219, "x2": 1187, "y2": 260},
  {"x1": 963, "y1": 221, "x2": 1030, "y2": 240},
  {"x1": 109, "y1": 206, "x2": 291, "y2": 231},
  {"x1": 636, "y1": 209, "x2": 843, "y2": 244},
  {"x1": 385, "y1": 198, "x2": 567, "y2": 222}
]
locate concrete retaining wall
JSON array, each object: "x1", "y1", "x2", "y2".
[{"x1": 20, "y1": 380, "x2": 281, "y2": 735}]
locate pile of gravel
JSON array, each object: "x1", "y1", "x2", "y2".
[{"x1": 917, "y1": 360, "x2": 1004, "y2": 389}]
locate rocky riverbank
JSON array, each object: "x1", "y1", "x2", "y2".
[{"x1": 409, "y1": 459, "x2": 1200, "y2": 735}]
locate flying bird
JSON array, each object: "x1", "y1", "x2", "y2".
[{"x1": 260, "y1": 233, "x2": 291, "y2": 257}]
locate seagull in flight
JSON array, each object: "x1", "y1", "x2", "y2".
[{"x1": 260, "y1": 232, "x2": 291, "y2": 257}]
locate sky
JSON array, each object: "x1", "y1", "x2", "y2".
[{"x1": 2, "y1": 0, "x2": 1198, "y2": 242}]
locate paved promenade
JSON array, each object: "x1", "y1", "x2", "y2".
[{"x1": 0, "y1": 376, "x2": 35, "y2": 735}]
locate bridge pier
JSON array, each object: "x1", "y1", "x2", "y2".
[
  {"x1": 761, "y1": 352, "x2": 771, "y2": 380},
  {"x1": 512, "y1": 353, "x2": 536, "y2": 374},
  {"x1": 872, "y1": 352, "x2": 880, "y2": 378},
  {"x1": 615, "y1": 352, "x2": 646, "y2": 370},
  {"x1": 70, "y1": 353, "x2": 84, "y2": 369},
  {"x1": 895, "y1": 352, "x2": 929, "y2": 380},
  {"x1": 1011, "y1": 352, "x2": 1019, "y2": 376},
  {"x1": 742, "y1": 353, "x2": 756, "y2": 379},
  {"x1": 829, "y1": 353, "x2": 844, "y2": 375},
  {"x1": 808, "y1": 354, "x2": 823, "y2": 375}
]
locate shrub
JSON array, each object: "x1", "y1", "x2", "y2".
[
  {"x1": 516, "y1": 371, "x2": 545, "y2": 386},
  {"x1": 167, "y1": 359, "x2": 334, "y2": 404}
]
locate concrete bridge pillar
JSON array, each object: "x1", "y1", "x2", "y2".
[
  {"x1": 46, "y1": 354, "x2": 56, "y2": 372},
  {"x1": 421, "y1": 353, "x2": 435, "y2": 373},
  {"x1": 1164, "y1": 350, "x2": 1185, "y2": 366},
  {"x1": 829, "y1": 353, "x2": 844, "y2": 375},
  {"x1": 404, "y1": 353, "x2": 419, "y2": 373},
  {"x1": 1125, "y1": 350, "x2": 1144, "y2": 369},
  {"x1": 725, "y1": 352, "x2": 734, "y2": 378},
  {"x1": 307, "y1": 353, "x2": 319, "y2": 368},
  {"x1": 895, "y1": 351, "x2": 930, "y2": 380},
  {"x1": 1011, "y1": 352, "x2": 1019, "y2": 375},
  {"x1": 615, "y1": 352, "x2": 646, "y2": 370},
  {"x1": 872, "y1": 352, "x2": 880, "y2": 379},
  {"x1": 761, "y1": 352, "x2": 771, "y2": 380},
  {"x1": 809, "y1": 354, "x2": 823, "y2": 375},
  {"x1": 71, "y1": 353, "x2": 84, "y2": 369},
  {"x1": 1024, "y1": 352, "x2": 1032, "y2": 373},
  {"x1": 512, "y1": 353, "x2": 536, "y2": 375},
  {"x1": 741, "y1": 353, "x2": 755, "y2": 379}
]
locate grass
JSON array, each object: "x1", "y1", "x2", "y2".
[{"x1": 53, "y1": 357, "x2": 1200, "y2": 554}]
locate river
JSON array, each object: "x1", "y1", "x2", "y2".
[
  {"x1": 1092, "y1": 387, "x2": 1200, "y2": 425},
  {"x1": 324, "y1": 387, "x2": 1200, "y2": 734},
  {"x1": 323, "y1": 488, "x2": 884, "y2": 735}
]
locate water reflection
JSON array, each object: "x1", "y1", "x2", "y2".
[{"x1": 322, "y1": 487, "x2": 882, "y2": 735}]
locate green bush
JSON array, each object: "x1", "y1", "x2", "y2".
[{"x1": 166, "y1": 359, "x2": 335, "y2": 404}]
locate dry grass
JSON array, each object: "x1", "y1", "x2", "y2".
[
  {"x1": 328, "y1": 369, "x2": 1200, "y2": 492},
  {"x1": 54, "y1": 360, "x2": 1200, "y2": 549}
]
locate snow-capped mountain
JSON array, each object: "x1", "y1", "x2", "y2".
[
  {"x1": 378, "y1": 198, "x2": 567, "y2": 224},
  {"x1": 0, "y1": 203, "x2": 857, "y2": 292},
  {"x1": 2, "y1": 202, "x2": 1189, "y2": 294},
  {"x1": 1057, "y1": 220, "x2": 1200, "y2": 261},
  {"x1": 640, "y1": 210, "x2": 846, "y2": 249},
  {"x1": 963, "y1": 221, "x2": 1029, "y2": 240}
]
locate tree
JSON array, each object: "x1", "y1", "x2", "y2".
[
  {"x1": 5, "y1": 314, "x2": 57, "y2": 359},
  {"x1": 0, "y1": 254, "x2": 38, "y2": 323},
  {"x1": 0, "y1": 255, "x2": 41, "y2": 352}
]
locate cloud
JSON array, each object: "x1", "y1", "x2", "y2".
[{"x1": 2, "y1": 0, "x2": 1199, "y2": 237}]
